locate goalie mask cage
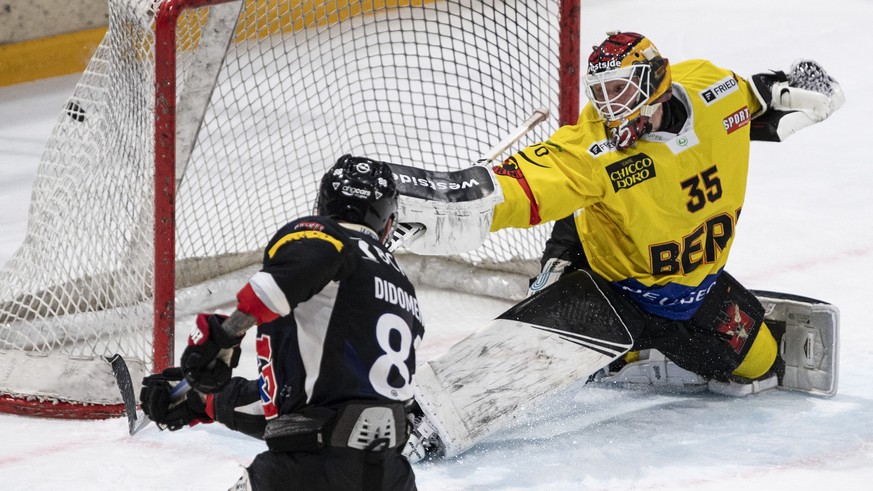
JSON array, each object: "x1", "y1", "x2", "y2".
[{"x1": 0, "y1": 0, "x2": 580, "y2": 418}]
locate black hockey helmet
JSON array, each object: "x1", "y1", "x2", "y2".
[{"x1": 316, "y1": 154, "x2": 399, "y2": 244}]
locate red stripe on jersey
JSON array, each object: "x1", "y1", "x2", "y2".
[
  {"x1": 236, "y1": 283, "x2": 280, "y2": 325},
  {"x1": 518, "y1": 177, "x2": 542, "y2": 225},
  {"x1": 493, "y1": 157, "x2": 542, "y2": 225}
]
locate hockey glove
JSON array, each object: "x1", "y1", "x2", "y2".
[
  {"x1": 750, "y1": 59, "x2": 844, "y2": 141},
  {"x1": 140, "y1": 367, "x2": 212, "y2": 431},
  {"x1": 527, "y1": 258, "x2": 574, "y2": 297},
  {"x1": 180, "y1": 313, "x2": 243, "y2": 393}
]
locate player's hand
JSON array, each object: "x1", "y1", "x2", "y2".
[
  {"x1": 140, "y1": 367, "x2": 211, "y2": 431},
  {"x1": 527, "y1": 258, "x2": 574, "y2": 297},
  {"x1": 180, "y1": 313, "x2": 243, "y2": 393}
]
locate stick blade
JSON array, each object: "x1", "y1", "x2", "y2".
[{"x1": 106, "y1": 354, "x2": 151, "y2": 435}]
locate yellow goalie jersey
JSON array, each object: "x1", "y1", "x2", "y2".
[{"x1": 492, "y1": 60, "x2": 763, "y2": 320}]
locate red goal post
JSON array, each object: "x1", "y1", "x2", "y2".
[{"x1": 0, "y1": 0, "x2": 580, "y2": 418}]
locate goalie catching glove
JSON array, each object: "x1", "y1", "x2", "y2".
[
  {"x1": 750, "y1": 59, "x2": 845, "y2": 141},
  {"x1": 180, "y1": 313, "x2": 243, "y2": 392},
  {"x1": 140, "y1": 367, "x2": 212, "y2": 431}
]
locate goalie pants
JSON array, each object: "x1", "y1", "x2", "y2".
[
  {"x1": 240, "y1": 446, "x2": 416, "y2": 491},
  {"x1": 541, "y1": 216, "x2": 776, "y2": 381},
  {"x1": 618, "y1": 270, "x2": 777, "y2": 381}
]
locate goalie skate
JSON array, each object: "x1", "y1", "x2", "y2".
[{"x1": 591, "y1": 349, "x2": 709, "y2": 393}]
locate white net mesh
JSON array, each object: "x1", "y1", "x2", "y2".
[{"x1": 0, "y1": 0, "x2": 569, "y2": 411}]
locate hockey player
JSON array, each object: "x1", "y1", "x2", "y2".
[
  {"x1": 397, "y1": 31, "x2": 843, "y2": 460},
  {"x1": 518, "y1": 31, "x2": 843, "y2": 393},
  {"x1": 139, "y1": 155, "x2": 423, "y2": 491}
]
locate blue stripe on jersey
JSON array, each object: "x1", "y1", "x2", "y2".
[{"x1": 614, "y1": 270, "x2": 722, "y2": 320}]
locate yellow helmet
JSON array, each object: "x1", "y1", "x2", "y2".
[{"x1": 584, "y1": 32, "x2": 672, "y2": 135}]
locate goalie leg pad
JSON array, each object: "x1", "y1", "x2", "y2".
[
  {"x1": 753, "y1": 291, "x2": 840, "y2": 397},
  {"x1": 228, "y1": 467, "x2": 253, "y2": 491},
  {"x1": 411, "y1": 271, "x2": 635, "y2": 458}
]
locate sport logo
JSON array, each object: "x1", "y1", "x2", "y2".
[
  {"x1": 588, "y1": 139, "x2": 617, "y2": 157},
  {"x1": 699, "y1": 75, "x2": 739, "y2": 106},
  {"x1": 723, "y1": 106, "x2": 751, "y2": 134},
  {"x1": 606, "y1": 153, "x2": 656, "y2": 192}
]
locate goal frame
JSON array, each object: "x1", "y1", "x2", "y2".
[{"x1": 150, "y1": 0, "x2": 581, "y2": 372}]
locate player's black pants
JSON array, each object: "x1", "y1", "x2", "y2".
[{"x1": 244, "y1": 446, "x2": 416, "y2": 491}]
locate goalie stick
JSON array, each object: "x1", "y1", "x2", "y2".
[
  {"x1": 388, "y1": 108, "x2": 550, "y2": 252},
  {"x1": 106, "y1": 354, "x2": 189, "y2": 435}
]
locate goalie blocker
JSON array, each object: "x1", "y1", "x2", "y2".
[{"x1": 388, "y1": 162, "x2": 502, "y2": 255}]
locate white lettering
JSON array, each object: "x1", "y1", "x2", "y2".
[
  {"x1": 374, "y1": 277, "x2": 385, "y2": 299},
  {"x1": 373, "y1": 276, "x2": 423, "y2": 324},
  {"x1": 699, "y1": 75, "x2": 740, "y2": 106},
  {"x1": 393, "y1": 172, "x2": 480, "y2": 192}
]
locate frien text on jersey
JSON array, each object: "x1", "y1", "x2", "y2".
[{"x1": 374, "y1": 276, "x2": 423, "y2": 324}]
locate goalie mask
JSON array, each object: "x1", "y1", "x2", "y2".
[
  {"x1": 316, "y1": 155, "x2": 399, "y2": 244},
  {"x1": 584, "y1": 31, "x2": 672, "y2": 150}
]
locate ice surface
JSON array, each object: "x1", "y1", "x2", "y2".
[{"x1": 2, "y1": 0, "x2": 873, "y2": 488}]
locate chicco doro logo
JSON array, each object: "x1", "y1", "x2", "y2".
[{"x1": 605, "y1": 153, "x2": 656, "y2": 192}]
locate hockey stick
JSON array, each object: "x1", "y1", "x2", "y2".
[
  {"x1": 107, "y1": 354, "x2": 189, "y2": 435},
  {"x1": 476, "y1": 108, "x2": 550, "y2": 163},
  {"x1": 388, "y1": 107, "x2": 550, "y2": 252}
]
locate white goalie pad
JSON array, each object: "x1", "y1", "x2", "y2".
[
  {"x1": 412, "y1": 271, "x2": 634, "y2": 458},
  {"x1": 414, "y1": 319, "x2": 630, "y2": 458},
  {"x1": 390, "y1": 163, "x2": 504, "y2": 255},
  {"x1": 754, "y1": 291, "x2": 840, "y2": 397}
]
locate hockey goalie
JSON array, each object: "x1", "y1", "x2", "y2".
[{"x1": 392, "y1": 31, "x2": 844, "y2": 461}]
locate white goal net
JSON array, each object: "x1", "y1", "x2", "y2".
[{"x1": 0, "y1": 0, "x2": 579, "y2": 417}]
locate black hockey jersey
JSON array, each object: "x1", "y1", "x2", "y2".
[{"x1": 235, "y1": 216, "x2": 425, "y2": 420}]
